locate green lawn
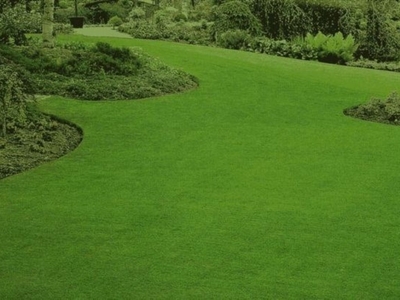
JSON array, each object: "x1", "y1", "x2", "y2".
[{"x1": 2, "y1": 35, "x2": 400, "y2": 299}]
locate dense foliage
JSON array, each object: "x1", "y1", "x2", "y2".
[
  {"x1": 0, "y1": 60, "x2": 82, "y2": 178},
  {"x1": 0, "y1": 41, "x2": 198, "y2": 100},
  {"x1": 115, "y1": 0, "x2": 400, "y2": 64},
  {"x1": 344, "y1": 92, "x2": 400, "y2": 125}
]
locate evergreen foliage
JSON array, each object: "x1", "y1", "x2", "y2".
[{"x1": 212, "y1": 0, "x2": 261, "y2": 37}]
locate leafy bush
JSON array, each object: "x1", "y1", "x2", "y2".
[
  {"x1": 346, "y1": 59, "x2": 400, "y2": 73},
  {"x1": 0, "y1": 4, "x2": 42, "y2": 45},
  {"x1": 212, "y1": 0, "x2": 261, "y2": 38},
  {"x1": 218, "y1": 30, "x2": 252, "y2": 50},
  {"x1": 108, "y1": 16, "x2": 123, "y2": 28},
  {"x1": 119, "y1": 20, "x2": 213, "y2": 45},
  {"x1": 54, "y1": 23, "x2": 74, "y2": 35},
  {"x1": 129, "y1": 7, "x2": 146, "y2": 21},
  {"x1": 0, "y1": 64, "x2": 33, "y2": 138},
  {"x1": 344, "y1": 92, "x2": 400, "y2": 125},
  {"x1": 246, "y1": 37, "x2": 318, "y2": 60}
]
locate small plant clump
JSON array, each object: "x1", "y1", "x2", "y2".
[{"x1": 344, "y1": 92, "x2": 400, "y2": 125}]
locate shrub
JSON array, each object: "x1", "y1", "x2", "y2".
[
  {"x1": 344, "y1": 92, "x2": 400, "y2": 125},
  {"x1": 129, "y1": 7, "x2": 146, "y2": 21},
  {"x1": 54, "y1": 23, "x2": 74, "y2": 35},
  {"x1": 0, "y1": 4, "x2": 42, "y2": 45},
  {"x1": 346, "y1": 59, "x2": 400, "y2": 73},
  {"x1": 0, "y1": 64, "x2": 32, "y2": 138},
  {"x1": 108, "y1": 16, "x2": 123, "y2": 28},
  {"x1": 246, "y1": 37, "x2": 318, "y2": 60},
  {"x1": 212, "y1": 0, "x2": 261, "y2": 38},
  {"x1": 218, "y1": 30, "x2": 252, "y2": 50}
]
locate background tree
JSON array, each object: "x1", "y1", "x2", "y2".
[
  {"x1": 363, "y1": 0, "x2": 400, "y2": 61},
  {"x1": 42, "y1": 0, "x2": 55, "y2": 47}
]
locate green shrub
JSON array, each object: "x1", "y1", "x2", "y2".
[
  {"x1": 0, "y1": 4, "x2": 42, "y2": 45},
  {"x1": 0, "y1": 64, "x2": 32, "y2": 138},
  {"x1": 344, "y1": 92, "x2": 400, "y2": 125},
  {"x1": 108, "y1": 16, "x2": 124, "y2": 28},
  {"x1": 54, "y1": 23, "x2": 74, "y2": 35},
  {"x1": 346, "y1": 59, "x2": 400, "y2": 73},
  {"x1": 212, "y1": 1, "x2": 261, "y2": 38},
  {"x1": 129, "y1": 7, "x2": 146, "y2": 21},
  {"x1": 218, "y1": 30, "x2": 252, "y2": 49},
  {"x1": 119, "y1": 20, "x2": 213, "y2": 45}
]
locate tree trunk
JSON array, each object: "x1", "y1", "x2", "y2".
[{"x1": 42, "y1": 0, "x2": 54, "y2": 48}]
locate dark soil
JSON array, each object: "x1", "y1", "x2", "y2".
[{"x1": 0, "y1": 116, "x2": 82, "y2": 179}]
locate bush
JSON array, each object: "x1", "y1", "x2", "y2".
[
  {"x1": 344, "y1": 92, "x2": 400, "y2": 125},
  {"x1": 346, "y1": 59, "x2": 400, "y2": 73},
  {"x1": 108, "y1": 16, "x2": 123, "y2": 28},
  {"x1": 245, "y1": 37, "x2": 318, "y2": 60},
  {"x1": 129, "y1": 7, "x2": 146, "y2": 21},
  {"x1": 0, "y1": 4, "x2": 42, "y2": 45},
  {"x1": 212, "y1": 0, "x2": 261, "y2": 38},
  {"x1": 119, "y1": 20, "x2": 213, "y2": 45},
  {"x1": 54, "y1": 23, "x2": 74, "y2": 35},
  {"x1": 218, "y1": 30, "x2": 252, "y2": 50},
  {"x1": 0, "y1": 64, "x2": 32, "y2": 138}
]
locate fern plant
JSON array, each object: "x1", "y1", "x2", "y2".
[{"x1": 303, "y1": 31, "x2": 358, "y2": 64}]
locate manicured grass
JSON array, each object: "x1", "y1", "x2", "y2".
[{"x1": 2, "y1": 35, "x2": 400, "y2": 299}]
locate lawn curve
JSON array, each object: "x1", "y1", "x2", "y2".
[{"x1": 2, "y1": 33, "x2": 400, "y2": 299}]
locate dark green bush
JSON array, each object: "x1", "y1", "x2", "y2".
[
  {"x1": 119, "y1": 21, "x2": 212, "y2": 45},
  {"x1": 346, "y1": 60, "x2": 400, "y2": 73},
  {"x1": 344, "y1": 92, "x2": 400, "y2": 125},
  {"x1": 218, "y1": 30, "x2": 252, "y2": 50},
  {"x1": 212, "y1": 1, "x2": 261, "y2": 37}
]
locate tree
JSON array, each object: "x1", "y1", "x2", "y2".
[{"x1": 42, "y1": 0, "x2": 55, "y2": 47}]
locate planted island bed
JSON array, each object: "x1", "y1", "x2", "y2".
[{"x1": 0, "y1": 39, "x2": 198, "y2": 178}]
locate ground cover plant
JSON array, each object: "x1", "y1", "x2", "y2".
[
  {"x1": 0, "y1": 61, "x2": 82, "y2": 179},
  {"x1": 0, "y1": 40, "x2": 198, "y2": 100},
  {"x1": 2, "y1": 33, "x2": 400, "y2": 298}
]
